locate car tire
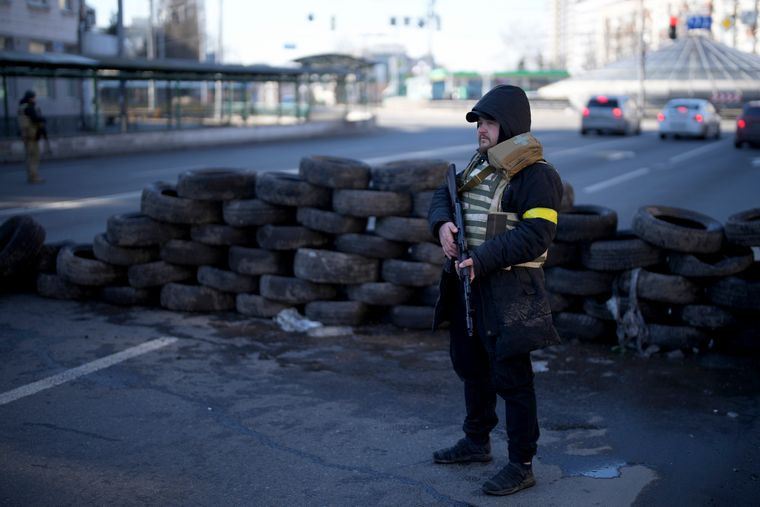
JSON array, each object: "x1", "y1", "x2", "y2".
[
  {"x1": 556, "y1": 205, "x2": 618, "y2": 243},
  {"x1": 141, "y1": 182, "x2": 223, "y2": 225},
  {"x1": 553, "y1": 312, "x2": 612, "y2": 343},
  {"x1": 332, "y1": 189, "x2": 412, "y2": 217},
  {"x1": 176, "y1": 169, "x2": 256, "y2": 201},
  {"x1": 381, "y1": 259, "x2": 440, "y2": 287},
  {"x1": 57, "y1": 243, "x2": 125, "y2": 287},
  {"x1": 160, "y1": 283, "x2": 236, "y2": 312},
  {"x1": 228, "y1": 246, "x2": 290, "y2": 276},
  {"x1": 334, "y1": 233, "x2": 407, "y2": 259},
  {"x1": 375, "y1": 216, "x2": 434, "y2": 243},
  {"x1": 408, "y1": 242, "x2": 444, "y2": 265},
  {"x1": 259, "y1": 275, "x2": 338, "y2": 305},
  {"x1": 734, "y1": 140, "x2": 742, "y2": 148},
  {"x1": 544, "y1": 267, "x2": 614, "y2": 296},
  {"x1": 93, "y1": 233, "x2": 159, "y2": 266},
  {"x1": 236, "y1": 293, "x2": 290, "y2": 318},
  {"x1": 616, "y1": 268, "x2": 700, "y2": 305},
  {"x1": 37, "y1": 273, "x2": 95, "y2": 300},
  {"x1": 298, "y1": 155, "x2": 371, "y2": 189},
  {"x1": 293, "y1": 248, "x2": 379, "y2": 284},
  {"x1": 0, "y1": 215, "x2": 46, "y2": 280},
  {"x1": 666, "y1": 247, "x2": 754, "y2": 277},
  {"x1": 106, "y1": 212, "x2": 187, "y2": 247},
  {"x1": 659, "y1": 133, "x2": 666, "y2": 140},
  {"x1": 632, "y1": 205, "x2": 724, "y2": 254},
  {"x1": 345, "y1": 282, "x2": 412, "y2": 305},
  {"x1": 256, "y1": 225, "x2": 329, "y2": 251},
  {"x1": 580, "y1": 129, "x2": 587, "y2": 136},
  {"x1": 255, "y1": 172, "x2": 332, "y2": 208},
  {"x1": 388, "y1": 305, "x2": 435, "y2": 330},
  {"x1": 296, "y1": 207, "x2": 366, "y2": 235},
  {"x1": 197, "y1": 265, "x2": 258, "y2": 293},
  {"x1": 725, "y1": 208, "x2": 760, "y2": 246},
  {"x1": 223, "y1": 199, "x2": 294, "y2": 227},
  {"x1": 304, "y1": 300, "x2": 368, "y2": 326},
  {"x1": 581, "y1": 231, "x2": 664, "y2": 271},
  {"x1": 370, "y1": 159, "x2": 449, "y2": 192},
  {"x1": 160, "y1": 239, "x2": 226, "y2": 266},
  {"x1": 127, "y1": 261, "x2": 195, "y2": 289},
  {"x1": 646, "y1": 324, "x2": 708, "y2": 350}
]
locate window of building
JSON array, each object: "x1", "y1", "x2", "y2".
[
  {"x1": 0, "y1": 37, "x2": 13, "y2": 50},
  {"x1": 29, "y1": 40, "x2": 48, "y2": 53},
  {"x1": 27, "y1": 0, "x2": 50, "y2": 8},
  {"x1": 59, "y1": 0, "x2": 74, "y2": 12}
]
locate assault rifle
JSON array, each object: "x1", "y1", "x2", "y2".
[{"x1": 446, "y1": 163, "x2": 474, "y2": 337}]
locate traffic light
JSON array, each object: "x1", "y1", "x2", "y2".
[{"x1": 669, "y1": 16, "x2": 678, "y2": 39}]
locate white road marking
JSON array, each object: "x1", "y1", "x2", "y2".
[
  {"x1": 0, "y1": 190, "x2": 141, "y2": 217},
  {"x1": 583, "y1": 167, "x2": 651, "y2": 194},
  {"x1": 668, "y1": 141, "x2": 725, "y2": 164},
  {"x1": 362, "y1": 143, "x2": 474, "y2": 165},
  {"x1": 0, "y1": 336, "x2": 178, "y2": 406}
]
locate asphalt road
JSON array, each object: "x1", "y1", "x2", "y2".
[
  {"x1": 1, "y1": 107, "x2": 759, "y2": 242},
  {"x1": 1, "y1": 105, "x2": 759, "y2": 505}
]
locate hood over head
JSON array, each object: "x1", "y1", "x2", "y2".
[{"x1": 466, "y1": 85, "x2": 531, "y2": 142}]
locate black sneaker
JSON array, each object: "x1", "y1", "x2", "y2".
[
  {"x1": 433, "y1": 437, "x2": 492, "y2": 464},
  {"x1": 482, "y1": 462, "x2": 535, "y2": 496}
]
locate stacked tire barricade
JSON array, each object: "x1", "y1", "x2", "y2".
[
  {"x1": 10, "y1": 157, "x2": 447, "y2": 330},
  {"x1": 546, "y1": 192, "x2": 760, "y2": 356},
  {"x1": 1, "y1": 161, "x2": 758, "y2": 355}
]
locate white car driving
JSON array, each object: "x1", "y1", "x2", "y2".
[{"x1": 658, "y1": 98, "x2": 721, "y2": 140}]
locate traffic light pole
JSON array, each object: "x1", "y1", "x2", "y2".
[{"x1": 638, "y1": 0, "x2": 646, "y2": 118}]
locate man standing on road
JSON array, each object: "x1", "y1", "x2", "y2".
[
  {"x1": 17, "y1": 90, "x2": 46, "y2": 184},
  {"x1": 427, "y1": 85, "x2": 563, "y2": 496}
]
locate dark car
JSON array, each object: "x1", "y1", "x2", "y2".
[{"x1": 735, "y1": 101, "x2": 760, "y2": 148}]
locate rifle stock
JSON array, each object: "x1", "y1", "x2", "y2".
[{"x1": 446, "y1": 164, "x2": 474, "y2": 337}]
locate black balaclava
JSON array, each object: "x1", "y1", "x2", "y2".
[{"x1": 466, "y1": 85, "x2": 531, "y2": 143}]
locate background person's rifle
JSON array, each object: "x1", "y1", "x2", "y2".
[{"x1": 446, "y1": 163, "x2": 474, "y2": 336}]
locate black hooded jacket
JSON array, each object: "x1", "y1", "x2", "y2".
[{"x1": 428, "y1": 85, "x2": 563, "y2": 358}]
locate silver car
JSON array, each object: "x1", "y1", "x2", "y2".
[
  {"x1": 658, "y1": 98, "x2": 721, "y2": 140},
  {"x1": 580, "y1": 95, "x2": 641, "y2": 135}
]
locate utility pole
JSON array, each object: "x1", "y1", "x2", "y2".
[
  {"x1": 117, "y1": 0, "x2": 127, "y2": 132},
  {"x1": 637, "y1": 0, "x2": 646, "y2": 118},
  {"x1": 147, "y1": 0, "x2": 155, "y2": 111},
  {"x1": 215, "y1": 0, "x2": 223, "y2": 122},
  {"x1": 733, "y1": 0, "x2": 739, "y2": 47}
]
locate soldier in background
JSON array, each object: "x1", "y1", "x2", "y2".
[{"x1": 17, "y1": 90, "x2": 46, "y2": 184}]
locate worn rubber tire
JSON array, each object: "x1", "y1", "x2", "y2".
[
  {"x1": 547, "y1": 291, "x2": 574, "y2": 313},
  {"x1": 57, "y1": 243, "x2": 125, "y2": 287},
  {"x1": 100, "y1": 286, "x2": 157, "y2": 306},
  {"x1": 381, "y1": 259, "x2": 440, "y2": 287},
  {"x1": 36, "y1": 273, "x2": 95, "y2": 300},
  {"x1": 408, "y1": 242, "x2": 444, "y2": 265},
  {"x1": 581, "y1": 231, "x2": 664, "y2": 271},
  {"x1": 545, "y1": 241, "x2": 580, "y2": 268},
  {"x1": 259, "y1": 275, "x2": 338, "y2": 305},
  {"x1": 255, "y1": 172, "x2": 331, "y2": 208},
  {"x1": 725, "y1": 208, "x2": 760, "y2": 246},
  {"x1": 127, "y1": 261, "x2": 195, "y2": 289},
  {"x1": 236, "y1": 293, "x2": 290, "y2": 318},
  {"x1": 304, "y1": 300, "x2": 368, "y2": 326},
  {"x1": 0, "y1": 215, "x2": 46, "y2": 279},
  {"x1": 141, "y1": 182, "x2": 223, "y2": 225},
  {"x1": 559, "y1": 180, "x2": 574, "y2": 212},
  {"x1": 646, "y1": 324, "x2": 708, "y2": 350},
  {"x1": 106, "y1": 212, "x2": 187, "y2": 247},
  {"x1": 544, "y1": 267, "x2": 614, "y2": 296},
  {"x1": 678, "y1": 304, "x2": 735, "y2": 329},
  {"x1": 228, "y1": 246, "x2": 291, "y2": 276},
  {"x1": 294, "y1": 248, "x2": 379, "y2": 284},
  {"x1": 556, "y1": 205, "x2": 618, "y2": 243},
  {"x1": 631, "y1": 205, "x2": 724, "y2": 254},
  {"x1": 332, "y1": 189, "x2": 412, "y2": 218},
  {"x1": 553, "y1": 312, "x2": 612, "y2": 343},
  {"x1": 176, "y1": 168, "x2": 256, "y2": 201},
  {"x1": 389, "y1": 305, "x2": 435, "y2": 329},
  {"x1": 160, "y1": 283, "x2": 235, "y2": 312},
  {"x1": 296, "y1": 207, "x2": 366, "y2": 235},
  {"x1": 617, "y1": 268, "x2": 700, "y2": 305},
  {"x1": 256, "y1": 225, "x2": 329, "y2": 251},
  {"x1": 93, "y1": 233, "x2": 159, "y2": 266},
  {"x1": 190, "y1": 224, "x2": 256, "y2": 246},
  {"x1": 582, "y1": 296, "x2": 666, "y2": 323},
  {"x1": 36, "y1": 241, "x2": 73, "y2": 273},
  {"x1": 334, "y1": 233, "x2": 407, "y2": 259},
  {"x1": 160, "y1": 239, "x2": 227, "y2": 266},
  {"x1": 298, "y1": 155, "x2": 371, "y2": 189},
  {"x1": 666, "y1": 247, "x2": 754, "y2": 278},
  {"x1": 370, "y1": 159, "x2": 449, "y2": 192},
  {"x1": 707, "y1": 274, "x2": 760, "y2": 310},
  {"x1": 375, "y1": 216, "x2": 434, "y2": 243},
  {"x1": 413, "y1": 191, "x2": 435, "y2": 218},
  {"x1": 413, "y1": 285, "x2": 439, "y2": 307},
  {"x1": 197, "y1": 265, "x2": 258, "y2": 293},
  {"x1": 223, "y1": 199, "x2": 294, "y2": 227},
  {"x1": 345, "y1": 282, "x2": 413, "y2": 306}
]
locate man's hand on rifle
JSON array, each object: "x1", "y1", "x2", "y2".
[
  {"x1": 457, "y1": 258, "x2": 476, "y2": 283},
  {"x1": 438, "y1": 221, "x2": 459, "y2": 259}
]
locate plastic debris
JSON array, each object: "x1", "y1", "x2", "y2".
[{"x1": 274, "y1": 308, "x2": 322, "y2": 332}]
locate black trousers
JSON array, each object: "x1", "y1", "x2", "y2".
[{"x1": 448, "y1": 279, "x2": 539, "y2": 464}]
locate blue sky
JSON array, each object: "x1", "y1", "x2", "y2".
[{"x1": 88, "y1": 0, "x2": 548, "y2": 72}]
